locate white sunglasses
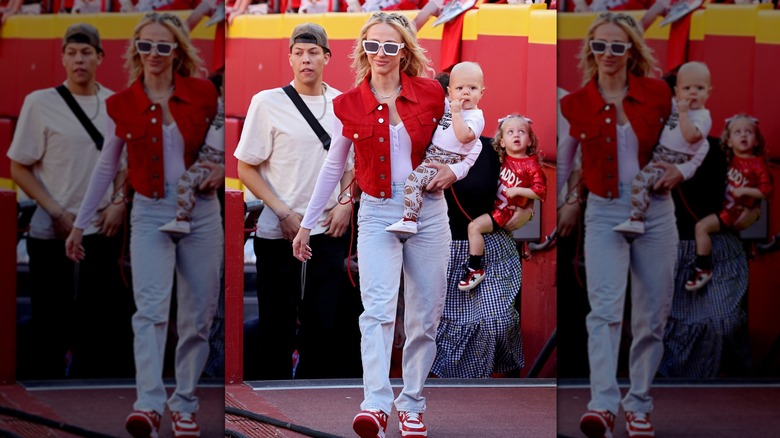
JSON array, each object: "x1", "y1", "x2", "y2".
[
  {"x1": 589, "y1": 40, "x2": 632, "y2": 56},
  {"x1": 135, "y1": 40, "x2": 178, "y2": 56},
  {"x1": 362, "y1": 40, "x2": 405, "y2": 56}
]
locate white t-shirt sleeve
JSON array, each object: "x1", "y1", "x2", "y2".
[
  {"x1": 449, "y1": 139, "x2": 482, "y2": 181},
  {"x1": 204, "y1": 98, "x2": 225, "y2": 153},
  {"x1": 676, "y1": 140, "x2": 709, "y2": 181},
  {"x1": 464, "y1": 110, "x2": 485, "y2": 139},
  {"x1": 689, "y1": 109, "x2": 712, "y2": 142},
  {"x1": 675, "y1": 109, "x2": 712, "y2": 180},
  {"x1": 234, "y1": 92, "x2": 272, "y2": 166},
  {"x1": 448, "y1": 110, "x2": 485, "y2": 180},
  {"x1": 6, "y1": 92, "x2": 45, "y2": 165},
  {"x1": 301, "y1": 117, "x2": 352, "y2": 230},
  {"x1": 74, "y1": 117, "x2": 124, "y2": 230}
]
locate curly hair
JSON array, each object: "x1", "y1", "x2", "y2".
[
  {"x1": 578, "y1": 12, "x2": 659, "y2": 86},
  {"x1": 124, "y1": 12, "x2": 204, "y2": 86},
  {"x1": 350, "y1": 12, "x2": 432, "y2": 86},
  {"x1": 492, "y1": 114, "x2": 539, "y2": 164},
  {"x1": 720, "y1": 114, "x2": 766, "y2": 163}
]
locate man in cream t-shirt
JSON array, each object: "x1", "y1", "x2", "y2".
[
  {"x1": 7, "y1": 23, "x2": 132, "y2": 379},
  {"x1": 235, "y1": 23, "x2": 356, "y2": 380}
]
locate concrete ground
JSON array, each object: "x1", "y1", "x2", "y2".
[
  {"x1": 0, "y1": 380, "x2": 224, "y2": 437},
  {"x1": 226, "y1": 378, "x2": 557, "y2": 438},
  {"x1": 556, "y1": 380, "x2": 780, "y2": 438}
]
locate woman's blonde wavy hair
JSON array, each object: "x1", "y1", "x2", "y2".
[
  {"x1": 493, "y1": 114, "x2": 539, "y2": 164},
  {"x1": 124, "y1": 12, "x2": 204, "y2": 86},
  {"x1": 350, "y1": 12, "x2": 431, "y2": 86},
  {"x1": 578, "y1": 12, "x2": 659, "y2": 86}
]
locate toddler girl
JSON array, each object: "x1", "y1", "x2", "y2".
[
  {"x1": 459, "y1": 114, "x2": 547, "y2": 291},
  {"x1": 686, "y1": 114, "x2": 772, "y2": 291}
]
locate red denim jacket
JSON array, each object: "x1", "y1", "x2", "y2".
[
  {"x1": 106, "y1": 75, "x2": 218, "y2": 199},
  {"x1": 560, "y1": 74, "x2": 671, "y2": 199},
  {"x1": 334, "y1": 73, "x2": 445, "y2": 198}
]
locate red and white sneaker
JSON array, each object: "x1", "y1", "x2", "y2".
[
  {"x1": 125, "y1": 410, "x2": 161, "y2": 438},
  {"x1": 398, "y1": 411, "x2": 427, "y2": 437},
  {"x1": 352, "y1": 409, "x2": 388, "y2": 438},
  {"x1": 685, "y1": 267, "x2": 712, "y2": 291},
  {"x1": 171, "y1": 411, "x2": 200, "y2": 437},
  {"x1": 625, "y1": 411, "x2": 655, "y2": 437},
  {"x1": 458, "y1": 268, "x2": 486, "y2": 291},
  {"x1": 579, "y1": 409, "x2": 615, "y2": 438}
]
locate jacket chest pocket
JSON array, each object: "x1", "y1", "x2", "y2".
[
  {"x1": 189, "y1": 111, "x2": 212, "y2": 142},
  {"x1": 575, "y1": 124, "x2": 610, "y2": 169},
  {"x1": 641, "y1": 110, "x2": 667, "y2": 139},
  {"x1": 575, "y1": 124, "x2": 603, "y2": 149},
  {"x1": 343, "y1": 124, "x2": 376, "y2": 175},
  {"x1": 343, "y1": 124, "x2": 374, "y2": 145},
  {"x1": 412, "y1": 109, "x2": 440, "y2": 138},
  {"x1": 120, "y1": 124, "x2": 148, "y2": 149},
  {"x1": 415, "y1": 109, "x2": 441, "y2": 128}
]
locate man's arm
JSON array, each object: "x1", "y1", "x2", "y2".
[
  {"x1": 237, "y1": 159, "x2": 301, "y2": 240},
  {"x1": 10, "y1": 160, "x2": 62, "y2": 218},
  {"x1": 10, "y1": 160, "x2": 75, "y2": 238}
]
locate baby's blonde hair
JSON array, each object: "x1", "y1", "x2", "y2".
[
  {"x1": 449, "y1": 61, "x2": 484, "y2": 83},
  {"x1": 492, "y1": 114, "x2": 538, "y2": 163}
]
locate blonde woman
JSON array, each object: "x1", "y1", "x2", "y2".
[
  {"x1": 558, "y1": 12, "x2": 674, "y2": 438},
  {"x1": 66, "y1": 12, "x2": 222, "y2": 438},
  {"x1": 293, "y1": 12, "x2": 447, "y2": 438}
]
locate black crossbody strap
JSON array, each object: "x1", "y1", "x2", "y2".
[
  {"x1": 282, "y1": 84, "x2": 330, "y2": 151},
  {"x1": 55, "y1": 85, "x2": 104, "y2": 151}
]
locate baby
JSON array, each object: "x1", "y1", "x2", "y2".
[
  {"x1": 614, "y1": 61, "x2": 713, "y2": 235},
  {"x1": 385, "y1": 61, "x2": 485, "y2": 235}
]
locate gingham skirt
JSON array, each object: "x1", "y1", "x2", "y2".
[
  {"x1": 659, "y1": 232, "x2": 751, "y2": 378},
  {"x1": 431, "y1": 229, "x2": 524, "y2": 378}
]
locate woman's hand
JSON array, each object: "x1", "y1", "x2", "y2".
[
  {"x1": 343, "y1": 252, "x2": 359, "y2": 275},
  {"x1": 653, "y1": 162, "x2": 684, "y2": 191},
  {"x1": 279, "y1": 212, "x2": 302, "y2": 241},
  {"x1": 324, "y1": 201, "x2": 352, "y2": 238},
  {"x1": 557, "y1": 201, "x2": 581, "y2": 238},
  {"x1": 53, "y1": 211, "x2": 76, "y2": 240},
  {"x1": 98, "y1": 202, "x2": 126, "y2": 237},
  {"x1": 732, "y1": 206, "x2": 761, "y2": 231},
  {"x1": 504, "y1": 206, "x2": 534, "y2": 231},
  {"x1": 292, "y1": 227, "x2": 313, "y2": 261},
  {"x1": 198, "y1": 161, "x2": 225, "y2": 192},
  {"x1": 65, "y1": 227, "x2": 86, "y2": 262},
  {"x1": 424, "y1": 163, "x2": 457, "y2": 192}
]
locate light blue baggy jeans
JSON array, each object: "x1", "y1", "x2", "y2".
[
  {"x1": 584, "y1": 183, "x2": 677, "y2": 415},
  {"x1": 130, "y1": 183, "x2": 223, "y2": 415},
  {"x1": 357, "y1": 183, "x2": 450, "y2": 415}
]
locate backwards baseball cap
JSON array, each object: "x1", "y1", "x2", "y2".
[
  {"x1": 62, "y1": 23, "x2": 103, "y2": 54},
  {"x1": 289, "y1": 23, "x2": 330, "y2": 55}
]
